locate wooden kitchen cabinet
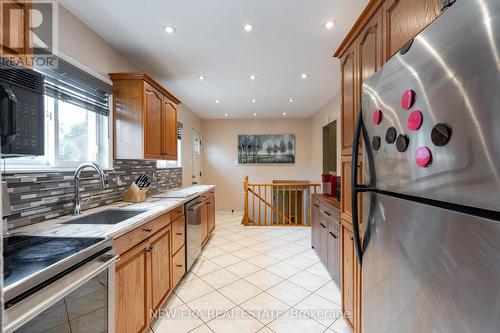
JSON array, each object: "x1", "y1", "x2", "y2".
[
  {"x1": 341, "y1": 221, "x2": 356, "y2": 330},
  {"x1": 172, "y1": 245, "x2": 186, "y2": 288},
  {"x1": 150, "y1": 226, "x2": 172, "y2": 312},
  {"x1": 207, "y1": 194, "x2": 215, "y2": 233},
  {"x1": 340, "y1": 43, "x2": 358, "y2": 157},
  {"x1": 311, "y1": 194, "x2": 341, "y2": 286},
  {"x1": 115, "y1": 240, "x2": 150, "y2": 333},
  {"x1": 144, "y1": 83, "x2": 164, "y2": 159},
  {"x1": 382, "y1": 0, "x2": 442, "y2": 60},
  {"x1": 162, "y1": 99, "x2": 178, "y2": 160},
  {"x1": 311, "y1": 198, "x2": 321, "y2": 250},
  {"x1": 200, "y1": 201, "x2": 208, "y2": 245},
  {"x1": 110, "y1": 73, "x2": 180, "y2": 161}
]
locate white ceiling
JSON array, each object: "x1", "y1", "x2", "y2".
[{"x1": 60, "y1": 0, "x2": 367, "y2": 119}]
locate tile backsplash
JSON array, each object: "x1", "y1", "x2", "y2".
[{"x1": 2, "y1": 160, "x2": 182, "y2": 229}]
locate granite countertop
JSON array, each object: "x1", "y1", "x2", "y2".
[
  {"x1": 312, "y1": 193, "x2": 341, "y2": 209},
  {"x1": 11, "y1": 185, "x2": 215, "y2": 240}
]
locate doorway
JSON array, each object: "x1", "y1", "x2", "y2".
[{"x1": 192, "y1": 130, "x2": 202, "y2": 185}]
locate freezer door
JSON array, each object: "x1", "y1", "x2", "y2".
[
  {"x1": 361, "y1": 193, "x2": 500, "y2": 333},
  {"x1": 361, "y1": 0, "x2": 500, "y2": 212}
]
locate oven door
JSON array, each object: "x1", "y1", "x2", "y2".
[{"x1": 4, "y1": 250, "x2": 118, "y2": 333}]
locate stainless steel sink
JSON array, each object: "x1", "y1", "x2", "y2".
[{"x1": 63, "y1": 209, "x2": 147, "y2": 225}]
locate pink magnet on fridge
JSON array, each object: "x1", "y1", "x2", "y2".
[
  {"x1": 373, "y1": 109, "x2": 383, "y2": 125},
  {"x1": 407, "y1": 110, "x2": 423, "y2": 130},
  {"x1": 416, "y1": 147, "x2": 432, "y2": 168},
  {"x1": 401, "y1": 89, "x2": 416, "y2": 110}
]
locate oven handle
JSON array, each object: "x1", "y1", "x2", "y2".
[{"x1": 4, "y1": 250, "x2": 118, "y2": 333}]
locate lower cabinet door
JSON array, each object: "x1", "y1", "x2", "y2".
[
  {"x1": 150, "y1": 226, "x2": 172, "y2": 312},
  {"x1": 115, "y1": 242, "x2": 150, "y2": 333},
  {"x1": 172, "y1": 245, "x2": 186, "y2": 288},
  {"x1": 319, "y1": 218, "x2": 329, "y2": 263},
  {"x1": 207, "y1": 197, "x2": 215, "y2": 233},
  {"x1": 201, "y1": 202, "x2": 208, "y2": 244},
  {"x1": 342, "y1": 223, "x2": 356, "y2": 329},
  {"x1": 327, "y1": 224, "x2": 340, "y2": 285},
  {"x1": 311, "y1": 200, "x2": 321, "y2": 250}
]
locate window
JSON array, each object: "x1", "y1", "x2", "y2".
[
  {"x1": 4, "y1": 57, "x2": 112, "y2": 169},
  {"x1": 5, "y1": 96, "x2": 110, "y2": 169},
  {"x1": 157, "y1": 122, "x2": 182, "y2": 169}
]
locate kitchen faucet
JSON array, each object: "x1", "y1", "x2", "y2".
[{"x1": 73, "y1": 162, "x2": 107, "y2": 215}]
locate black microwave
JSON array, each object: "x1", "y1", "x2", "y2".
[{"x1": 0, "y1": 65, "x2": 45, "y2": 157}]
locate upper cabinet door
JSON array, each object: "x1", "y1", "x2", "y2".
[
  {"x1": 383, "y1": 0, "x2": 442, "y2": 60},
  {"x1": 162, "y1": 99, "x2": 178, "y2": 160},
  {"x1": 340, "y1": 43, "x2": 357, "y2": 156},
  {"x1": 144, "y1": 83, "x2": 163, "y2": 159},
  {"x1": 358, "y1": 9, "x2": 383, "y2": 88}
]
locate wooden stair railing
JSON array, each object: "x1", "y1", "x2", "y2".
[{"x1": 243, "y1": 176, "x2": 320, "y2": 226}]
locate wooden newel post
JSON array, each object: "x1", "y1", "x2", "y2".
[{"x1": 243, "y1": 176, "x2": 249, "y2": 225}]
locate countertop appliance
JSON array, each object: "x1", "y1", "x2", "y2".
[
  {"x1": 3, "y1": 235, "x2": 117, "y2": 332},
  {"x1": 185, "y1": 198, "x2": 203, "y2": 271},
  {"x1": 353, "y1": 1, "x2": 500, "y2": 332},
  {"x1": 0, "y1": 65, "x2": 45, "y2": 157}
]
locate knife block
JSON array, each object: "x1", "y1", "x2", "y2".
[{"x1": 123, "y1": 183, "x2": 149, "y2": 203}]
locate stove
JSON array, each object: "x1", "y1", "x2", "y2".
[{"x1": 3, "y1": 235, "x2": 111, "y2": 306}]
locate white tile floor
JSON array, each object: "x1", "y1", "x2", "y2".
[{"x1": 151, "y1": 212, "x2": 351, "y2": 333}]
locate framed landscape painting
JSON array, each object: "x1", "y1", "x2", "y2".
[{"x1": 238, "y1": 134, "x2": 295, "y2": 164}]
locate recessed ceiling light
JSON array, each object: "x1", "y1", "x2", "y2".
[
  {"x1": 163, "y1": 25, "x2": 176, "y2": 34},
  {"x1": 253, "y1": 113, "x2": 257, "y2": 116},
  {"x1": 325, "y1": 20, "x2": 335, "y2": 29},
  {"x1": 301, "y1": 73, "x2": 308, "y2": 79},
  {"x1": 244, "y1": 24, "x2": 253, "y2": 32},
  {"x1": 289, "y1": 99, "x2": 294, "y2": 103},
  {"x1": 224, "y1": 113, "x2": 229, "y2": 117},
  {"x1": 283, "y1": 112, "x2": 287, "y2": 116},
  {"x1": 198, "y1": 75, "x2": 206, "y2": 80},
  {"x1": 249, "y1": 74, "x2": 257, "y2": 80},
  {"x1": 251, "y1": 99, "x2": 257, "y2": 103},
  {"x1": 215, "y1": 99, "x2": 220, "y2": 104}
]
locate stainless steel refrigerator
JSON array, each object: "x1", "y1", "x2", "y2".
[{"x1": 353, "y1": 0, "x2": 500, "y2": 332}]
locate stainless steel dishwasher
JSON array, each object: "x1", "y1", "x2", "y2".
[{"x1": 185, "y1": 198, "x2": 203, "y2": 271}]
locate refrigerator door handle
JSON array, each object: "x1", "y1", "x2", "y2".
[{"x1": 351, "y1": 109, "x2": 376, "y2": 265}]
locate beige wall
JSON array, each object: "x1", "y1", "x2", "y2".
[
  {"x1": 202, "y1": 119, "x2": 313, "y2": 211},
  {"x1": 178, "y1": 105, "x2": 203, "y2": 187},
  {"x1": 309, "y1": 95, "x2": 341, "y2": 185},
  {"x1": 58, "y1": 5, "x2": 138, "y2": 78}
]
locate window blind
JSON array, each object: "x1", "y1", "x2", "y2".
[
  {"x1": 178, "y1": 122, "x2": 183, "y2": 140},
  {"x1": 36, "y1": 57, "x2": 112, "y2": 116}
]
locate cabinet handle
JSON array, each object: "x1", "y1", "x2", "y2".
[
  {"x1": 329, "y1": 231, "x2": 338, "y2": 239},
  {"x1": 350, "y1": 236, "x2": 354, "y2": 241},
  {"x1": 313, "y1": 204, "x2": 319, "y2": 208},
  {"x1": 176, "y1": 264, "x2": 183, "y2": 268},
  {"x1": 176, "y1": 232, "x2": 183, "y2": 236},
  {"x1": 320, "y1": 223, "x2": 326, "y2": 229},
  {"x1": 147, "y1": 246, "x2": 153, "y2": 253},
  {"x1": 323, "y1": 211, "x2": 331, "y2": 216},
  {"x1": 144, "y1": 228, "x2": 152, "y2": 233}
]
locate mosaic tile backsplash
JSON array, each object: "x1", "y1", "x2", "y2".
[{"x1": 2, "y1": 160, "x2": 182, "y2": 229}]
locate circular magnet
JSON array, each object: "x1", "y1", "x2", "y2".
[
  {"x1": 401, "y1": 90, "x2": 416, "y2": 110},
  {"x1": 416, "y1": 147, "x2": 432, "y2": 168},
  {"x1": 396, "y1": 134, "x2": 409, "y2": 152},
  {"x1": 372, "y1": 136, "x2": 381, "y2": 151},
  {"x1": 385, "y1": 127, "x2": 397, "y2": 144},
  {"x1": 431, "y1": 123, "x2": 452, "y2": 146},
  {"x1": 373, "y1": 109, "x2": 383, "y2": 125},
  {"x1": 407, "y1": 110, "x2": 423, "y2": 131}
]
